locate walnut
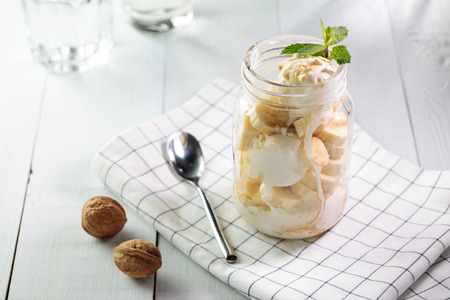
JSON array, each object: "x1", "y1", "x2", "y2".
[
  {"x1": 82, "y1": 196, "x2": 127, "y2": 238},
  {"x1": 114, "y1": 239, "x2": 162, "y2": 278}
]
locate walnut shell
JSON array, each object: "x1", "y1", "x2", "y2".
[
  {"x1": 82, "y1": 196, "x2": 127, "y2": 238},
  {"x1": 114, "y1": 239, "x2": 162, "y2": 278}
]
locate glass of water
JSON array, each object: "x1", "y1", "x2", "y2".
[
  {"x1": 123, "y1": 0, "x2": 193, "y2": 33},
  {"x1": 21, "y1": 0, "x2": 113, "y2": 73}
]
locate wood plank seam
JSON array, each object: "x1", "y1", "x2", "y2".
[
  {"x1": 384, "y1": 0, "x2": 421, "y2": 166},
  {"x1": 153, "y1": 233, "x2": 160, "y2": 300},
  {"x1": 157, "y1": 34, "x2": 168, "y2": 298},
  {"x1": 161, "y1": 34, "x2": 169, "y2": 113},
  {"x1": 275, "y1": 0, "x2": 281, "y2": 35},
  {"x1": 5, "y1": 73, "x2": 48, "y2": 300},
  {"x1": 5, "y1": 170, "x2": 31, "y2": 300}
]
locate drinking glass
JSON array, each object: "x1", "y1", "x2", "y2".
[
  {"x1": 21, "y1": 0, "x2": 113, "y2": 73},
  {"x1": 123, "y1": 0, "x2": 193, "y2": 32}
]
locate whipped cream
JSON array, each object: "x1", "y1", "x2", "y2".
[{"x1": 276, "y1": 55, "x2": 336, "y2": 86}]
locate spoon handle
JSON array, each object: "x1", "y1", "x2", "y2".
[{"x1": 194, "y1": 184, "x2": 237, "y2": 264}]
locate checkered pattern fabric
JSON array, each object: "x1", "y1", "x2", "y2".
[{"x1": 91, "y1": 78, "x2": 450, "y2": 299}]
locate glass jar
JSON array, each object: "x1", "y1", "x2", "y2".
[{"x1": 232, "y1": 34, "x2": 353, "y2": 239}]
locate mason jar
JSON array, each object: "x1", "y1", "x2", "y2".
[{"x1": 232, "y1": 34, "x2": 353, "y2": 239}]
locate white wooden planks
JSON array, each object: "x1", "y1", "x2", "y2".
[
  {"x1": 0, "y1": 1, "x2": 46, "y2": 297},
  {"x1": 7, "y1": 0, "x2": 165, "y2": 298},
  {"x1": 0, "y1": 57, "x2": 45, "y2": 299},
  {"x1": 387, "y1": 0, "x2": 450, "y2": 169}
]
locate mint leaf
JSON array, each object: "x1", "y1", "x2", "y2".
[
  {"x1": 327, "y1": 26, "x2": 348, "y2": 45},
  {"x1": 281, "y1": 43, "x2": 303, "y2": 55},
  {"x1": 281, "y1": 43, "x2": 326, "y2": 57},
  {"x1": 295, "y1": 43, "x2": 327, "y2": 57},
  {"x1": 329, "y1": 45, "x2": 351, "y2": 64}
]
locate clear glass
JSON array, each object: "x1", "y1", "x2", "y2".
[
  {"x1": 233, "y1": 34, "x2": 354, "y2": 239},
  {"x1": 21, "y1": 0, "x2": 113, "y2": 73},
  {"x1": 123, "y1": 0, "x2": 193, "y2": 33}
]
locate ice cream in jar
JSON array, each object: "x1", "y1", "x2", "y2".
[{"x1": 233, "y1": 22, "x2": 353, "y2": 239}]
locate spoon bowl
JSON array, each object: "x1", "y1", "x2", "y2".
[
  {"x1": 167, "y1": 132, "x2": 204, "y2": 182},
  {"x1": 167, "y1": 132, "x2": 236, "y2": 264}
]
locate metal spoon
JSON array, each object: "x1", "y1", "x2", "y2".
[{"x1": 166, "y1": 132, "x2": 237, "y2": 264}]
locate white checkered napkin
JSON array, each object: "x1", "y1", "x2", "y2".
[{"x1": 91, "y1": 78, "x2": 450, "y2": 300}]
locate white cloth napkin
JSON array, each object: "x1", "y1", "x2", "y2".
[{"x1": 91, "y1": 78, "x2": 450, "y2": 300}]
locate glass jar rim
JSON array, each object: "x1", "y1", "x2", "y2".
[
  {"x1": 244, "y1": 34, "x2": 346, "y2": 89},
  {"x1": 242, "y1": 34, "x2": 347, "y2": 109}
]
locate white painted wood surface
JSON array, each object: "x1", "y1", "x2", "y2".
[
  {"x1": 0, "y1": 1, "x2": 46, "y2": 297},
  {"x1": 387, "y1": 0, "x2": 450, "y2": 169},
  {"x1": 1, "y1": 0, "x2": 448, "y2": 299}
]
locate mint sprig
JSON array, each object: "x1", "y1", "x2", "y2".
[{"x1": 281, "y1": 19, "x2": 351, "y2": 65}]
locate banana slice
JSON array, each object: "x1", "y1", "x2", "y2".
[
  {"x1": 265, "y1": 185, "x2": 302, "y2": 211},
  {"x1": 246, "y1": 176, "x2": 262, "y2": 199},
  {"x1": 311, "y1": 137, "x2": 329, "y2": 167},
  {"x1": 248, "y1": 105, "x2": 278, "y2": 134},
  {"x1": 326, "y1": 142, "x2": 346, "y2": 160},
  {"x1": 291, "y1": 107, "x2": 336, "y2": 140},
  {"x1": 236, "y1": 115, "x2": 260, "y2": 151},
  {"x1": 290, "y1": 180, "x2": 318, "y2": 206},
  {"x1": 301, "y1": 170, "x2": 339, "y2": 194},
  {"x1": 298, "y1": 137, "x2": 330, "y2": 169},
  {"x1": 237, "y1": 194, "x2": 270, "y2": 210},
  {"x1": 234, "y1": 156, "x2": 268, "y2": 208},
  {"x1": 247, "y1": 103, "x2": 289, "y2": 134},
  {"x1": 333, "y1": 98, "x2": 343, "y2": 113},
  {"x1": 332, "y1": 112, "x2": 348, "y2": 126},
  {"x1": 268, "y1": 183, "x2": 320, "y2": 216},
  {"x1": 322, "y1": 156, "x2": 346, "y2": 176},
  {"x1": 262, "y1": 183, "x2": 318, "y2": 215},
  {"x1": 236, "y1": 171, "x2": 268, "y2": 209},
  {"x1": 293, "y1": 117, "x2": 308, "y2": 139},
  {"x1": 314, "y1": 112, "x2": 348, "y2": 146}
]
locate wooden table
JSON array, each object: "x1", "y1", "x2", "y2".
[{"x1": 1, "y1": 0, "x2": 449, "y2": 299}]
